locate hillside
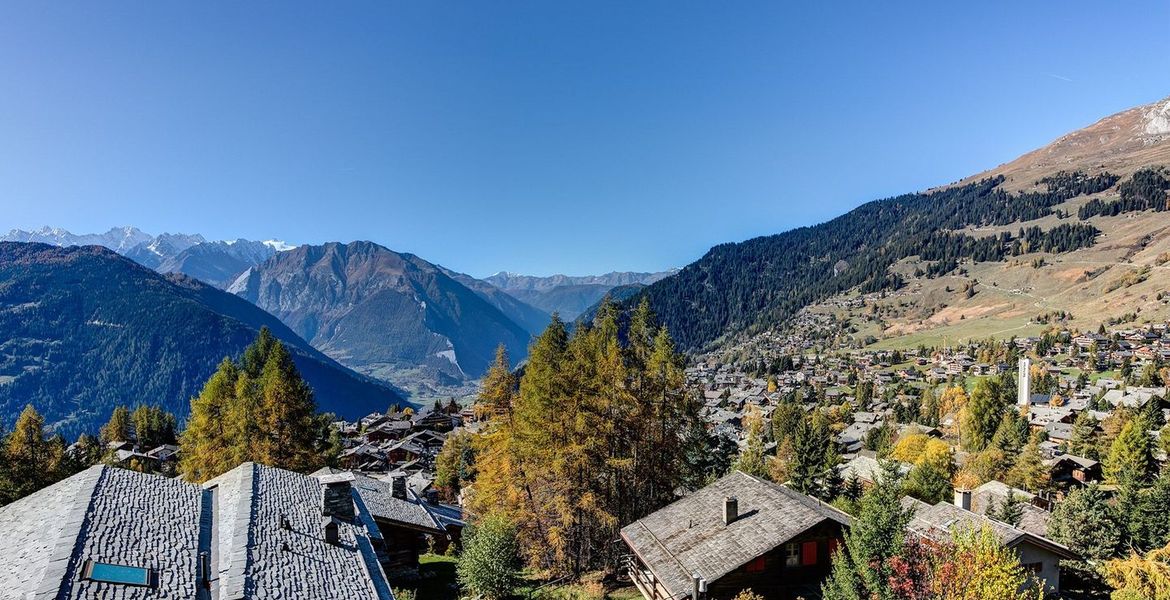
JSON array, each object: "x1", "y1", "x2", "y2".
[
  {"x1": 0, "y1": 243, "x2": 404, "y2": 438},
  {"x1": 637, "y1": 95, "x2": 1170, "y2": 352},
  {"x1": 228, "y1": 241, "x2": 533, "y2": 394}
]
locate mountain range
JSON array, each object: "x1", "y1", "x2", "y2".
[
  {"x1": 484, "y1": 270, "x2": 676, "y2": 318},
  {"x1": 228, "y1": 241, "x2": 535, "y2": 392},
  {"x1": 0, "y1": 242, "x2": 402, "y2": 437},
  {"x1": 6, "y1": 93, "x2": 1170, "y2": 434}
]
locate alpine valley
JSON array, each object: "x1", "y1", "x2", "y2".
[{"x1": 3, "y1": 94, "x2": 1170, "y2": 439}]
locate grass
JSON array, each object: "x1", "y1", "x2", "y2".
[{"x1": 393, "y1": 554, "x2": 459, "y2": 600}]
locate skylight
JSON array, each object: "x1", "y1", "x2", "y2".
[{"x1": 82, "y1": 560, "x2": 153, "y2": 587}]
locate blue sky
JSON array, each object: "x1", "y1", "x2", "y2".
[{"x1": 1, "y1": 2, "x2": 1167, "y2": 277}]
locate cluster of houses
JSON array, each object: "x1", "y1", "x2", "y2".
[
  {"x1": 0, "y1": 403, "x2": 472, "y2": 600},
  {"x1": 636, "y1": 317, "x2": 1170, "y2": 599},
  {"x1": 0, "y1": 461, "x2": 463, "y2": 599}
]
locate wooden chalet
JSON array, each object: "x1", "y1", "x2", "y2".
[{"x1": 620, "y1": 471, "x2": 850, "y2": 600}]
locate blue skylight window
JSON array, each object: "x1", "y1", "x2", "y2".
[{"x1": 82, "y1": 560, "x2": 153, "y2": 587}]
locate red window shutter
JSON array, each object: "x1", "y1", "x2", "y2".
[
  {"x1": 828, "y1": 538, "x2": 840, "y2": 556},
  {"x1": 745, "y1": 557, "x2": 765, "y2": 573},
  {"x1": 801, "y1": 541, "x2": 817, "y2": 566}
]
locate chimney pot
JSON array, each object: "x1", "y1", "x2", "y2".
[{"x1": 723, "y1": 496, "x2": 738, "y2": 525}]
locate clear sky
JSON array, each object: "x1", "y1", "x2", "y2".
[{"x1": 1, "y1": 2, "x2": 1167, "y2": 277}]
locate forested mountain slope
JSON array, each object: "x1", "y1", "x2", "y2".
[
  {"x1": 637, "y1": 95, "x2": 1170, "y2": 351},
  {"x1": 0, "y1": 243, "x2": 403, "y2": 437}
]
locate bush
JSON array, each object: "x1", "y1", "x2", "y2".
[{"x1": 457, "y1": 515, "x2": 522, "y2": 600}]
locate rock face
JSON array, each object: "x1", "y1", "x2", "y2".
[
  {"x1": 229, "y1": 241, "x2": 532, "y2": 382},
  {"x1": 156, "y1": 239, "x2": 277, "y2": 288},
  {"x1": 0, "y1": 242, "x2": 404, "y2": 438}
]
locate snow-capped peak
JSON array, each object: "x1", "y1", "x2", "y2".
[{"x1": 263, "y1": 239, "x2": 296, "y2": 252}]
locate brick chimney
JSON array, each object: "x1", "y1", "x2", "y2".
[{"x1": 723, "y1": 496, "x2": 738, "y2": 525}]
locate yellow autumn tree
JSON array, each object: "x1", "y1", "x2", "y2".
[{"x1": 1101, "y1": 541, "x2": 1170, "y2": 600}]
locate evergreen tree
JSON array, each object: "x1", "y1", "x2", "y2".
[
  {"x1": 988, "y1": 492, "x2": 1025, "y2": 527},
  {"x1": 961, "y1": 379, "x2": 1004, "y2": 452},
  {"x1": 904, "y1": 462, "x2": 952, "y2": 504},
  {"x1": 1004, "y1": 440, "x2": 1050, "y2": 492},
  {"x1": 1069, "y1": 411, "x2": 1100, "y2": 459},
  {"x1": 822, "y1": 462, "x2": 914, "y2": 600},
  {"x1": 1048, "y1": 484, "x2": 1120, "y2": 560}
]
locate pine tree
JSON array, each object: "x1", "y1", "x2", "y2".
[
  {"x1": 822, "y1": 461, "x2": 914, "y2": 600},
  {"x1": 988, "y1": 492, "x2": 1025, "y2": 527},
  {"x1": 960, "y1": 379, "x2": 1004, "y2": 452},
  {"x1": 1004, "y1": 440, "x2": 1050, "y2": 492},
  {"x1": 1069, "y1": 411, "x2": 1100, "y2": 459},
  {"x1": 1048, "y1": 484, "x2": 1120, "y2": 560}
]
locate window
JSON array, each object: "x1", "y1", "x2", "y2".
[
  {"x1": 784, "y1": 543, "x2": 799, "y2": 567},
  {"x1": 745, "y1": 557, "x2": 766, "y2": 573},
  {"x1": 81, "y1": 560, "x2": 153, "y2": 587}
]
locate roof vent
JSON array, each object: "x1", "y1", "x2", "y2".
[
  {"x1": 723, "y1": 496, "x2": 738, "y2": 525},
  {"x1": 323, "y1": 517, "x2": 341, "y2": 546}
]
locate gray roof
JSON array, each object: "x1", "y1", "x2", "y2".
[
  {"x1": 903, "y1": 497, "x2": 1073, "y2": 559},
  {"x1": 312, "y1": 468, "x2": 445, "y2": 534},
  {"x1": 0, "y1": 463, "x2": 396, "y2": 600},
  {"x1": 620, "y1": 471, "x2": 850, "y2": 599}
]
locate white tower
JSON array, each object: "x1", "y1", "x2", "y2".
[{"x1": 1018, "y1": 358, "x2": 1031, "y2": 407}]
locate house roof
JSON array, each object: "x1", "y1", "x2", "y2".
[
  {"x1": 620, "y1": 471, "x2": 850, "y2": 599},
  {"x1": 902, "y1": 497, "x2": 1074, "y2": 560},
  {"x1": 313, "y1": 468, "x2": 445, "y2": 534},
  {"x1": 0, "y1": 463, "x2": 396, "y2": 600}
]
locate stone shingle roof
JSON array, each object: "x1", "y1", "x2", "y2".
[
  {"x1": 620, "y1": 471, "x2": 850, "y2": 599},
  {"x1": 902, "y1": 497, "x2": 1074, "y2": 559},
  {"x1": 312, "y1": 468, "x2": 445, "y2": 534},
  {"x1": 0, "y1": 463, "x2": 396, "y2": 600}
]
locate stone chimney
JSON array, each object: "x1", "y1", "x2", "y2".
[
  {"x1": 317, "y1": 472, "x2": 356, "y2": 521},
  {"x1": 722, "y1": 496, "x2": 738, "y2": 525},
  {"x1": 392, "y1": 475, "x2": 408, "y2": 500},
  {"x1": 954, "y1": 489, "x2": 972, "y2": 511}
]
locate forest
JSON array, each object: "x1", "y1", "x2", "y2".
[{"x1": 633, "y1": 170, "x2": 1123, "y2": 351}]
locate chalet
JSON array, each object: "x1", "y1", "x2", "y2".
[
  {"x1": 0, "y1": 463, "x2": 396, "y2": 599},
  {"x1": 905, "y1": 494, "x2": 1077, "y2": 595},
  {"x1": 621, "y1": 471, "x2": 850, "y2": 600},
  {"x1": 1046, "y1": 455, "x2": 1102, "y2": 489}
]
